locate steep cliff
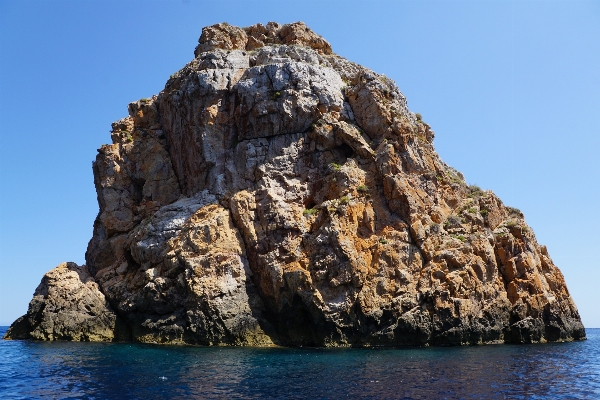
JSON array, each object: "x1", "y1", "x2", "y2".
[{"x1": 5, "y1": 22, "x2": 586, "y2": 346}]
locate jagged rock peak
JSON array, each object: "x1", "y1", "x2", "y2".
[
  {"x1": 194, "y1": 21, "x2": 332, "y2": 57},
  {"x1": 5, "y1": 22, "x2": 585, "y2": 347}
]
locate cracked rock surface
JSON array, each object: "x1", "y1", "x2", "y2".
[{"x1": 6, "y1": 22, "x2": 585, "y2": 345}]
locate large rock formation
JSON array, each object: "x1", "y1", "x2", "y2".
[{"x1": 5, "y1": 22, "x2": 585, "y2": 346}]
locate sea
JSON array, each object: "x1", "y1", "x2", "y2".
[{"x1": 1, "y1": 327, "x2": 599, "y2": 399}]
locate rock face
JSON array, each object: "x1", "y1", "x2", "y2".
[
  {"x1": 5, "y1": 263, "x2": 123, "y2": 341},
  {"x1": 5, "y1": 22, "x2": 585, "y2": 345}
]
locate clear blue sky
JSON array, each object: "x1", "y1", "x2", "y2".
[{"x1": 1, "y1": 0, "x2": 599, "y2": 328}]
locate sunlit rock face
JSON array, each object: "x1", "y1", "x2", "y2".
[{"x1": 6, "y1": 22, "x2": 585, "y2": 346}]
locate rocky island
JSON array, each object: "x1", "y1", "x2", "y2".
[{"x1": 5, "y1": 22, "x2": 585, "y2": 346}]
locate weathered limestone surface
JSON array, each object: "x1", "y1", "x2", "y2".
[
  {"x1": 5, "y1": 262, "x2": 122, "y2": 341},
  {"x1": 6, "y1": 22, "x2": 585, "y2": 345}
]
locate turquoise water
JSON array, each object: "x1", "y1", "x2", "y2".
[{"x1": 1, "y1": 327, "x2": 599, "y2": 399}]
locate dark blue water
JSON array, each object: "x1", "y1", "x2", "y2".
[{"x1": 1, "y1": 327, "x2": 599, "y2": 399}]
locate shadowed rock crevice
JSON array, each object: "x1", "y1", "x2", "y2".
[{"x1": 5, "y1": 21, "x2": 585, "y2": 346}]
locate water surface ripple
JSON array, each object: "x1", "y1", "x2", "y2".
[{"x1": 1, "y1": 327, "x2": 599, "y2": 399}]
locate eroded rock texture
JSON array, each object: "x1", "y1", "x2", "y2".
[
  {"x1": 5, "y1": 263, "x2": 123, "y2": 341},
  {"x1": 6, "y1": 22, "x2": 585, "y2": 345}
]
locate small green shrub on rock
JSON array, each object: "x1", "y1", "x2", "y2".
[
  {"x1": 303, "y1": 208, "x2": 318, "y2": 216},
  {"x1": 506, "y1": 206, "x2": 522, "y2": 216},
  {"x1": 454, "y1": 235, "x2": 466, "y2": 242}
]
